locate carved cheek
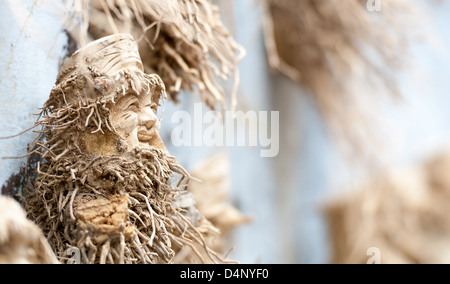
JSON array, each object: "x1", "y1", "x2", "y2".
[{"x1": 112, "y1": 112, "x2": 139, "y2": 138}]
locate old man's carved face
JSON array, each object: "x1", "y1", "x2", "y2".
[{"x1": 110, "y1": 91, "x2": 165, "y2": 151}]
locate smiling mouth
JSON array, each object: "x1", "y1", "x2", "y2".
[
  {"x1": 138, "y1": 130, "x2": 156, "y2": 142},
  {"x1": 137, "y1": 128, "x2": 166, "y2": 151},
  {"x1": 138, "y1": 126, "x2": 161, "y2": 143}
]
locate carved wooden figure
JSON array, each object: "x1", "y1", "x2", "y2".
[{"x1": 25, "y1": 34, "x2": 223, "y2": 264}]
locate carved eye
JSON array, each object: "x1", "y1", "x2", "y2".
[
  {"x1": 126, "y1": 102, "x2": 139, "y2": 112},
  {"x1": 148, "y1": 103, "x2": 158, "y2": 113}
]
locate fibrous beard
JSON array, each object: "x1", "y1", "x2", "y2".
[{"x1": 25, "y1": 147, "x2": 215, "y2": 264}]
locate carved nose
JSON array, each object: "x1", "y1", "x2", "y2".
[{"x1": 139, "y1": 111, "x2": 158, "y2": 129}]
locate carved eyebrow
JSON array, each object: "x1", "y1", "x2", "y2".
[{"x1": 124, "y1": 97, "x2": 139, "y2": 109}]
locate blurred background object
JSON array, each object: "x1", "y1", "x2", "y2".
[
  {"x1": 0, "y1": 196, "x2": 59, "y2": 264},
  {"x1": 174, "y1": 153, "x2": 251, "y2": 263},
  {"x1": 262, "y1": 0, "x2": 419, "y2": 158},
  {"x1": 326, "y1": 164, "x2": 448, "y2": 264},
  {"x1": 327, "y1": 149, "x2": 450, "y2": 264}
]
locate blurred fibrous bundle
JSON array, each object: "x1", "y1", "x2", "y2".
[
  {"x1": 68, "y1": 0, "x2": 245, "y2": 111},
  {"x1": 326, "y1": 149, "x2": 450, "y2": 264},
  {"x1": 174, "y1": 153, "x2": 251, "y2": 263},
  {"x1": 0, "y1": 196, "x2": 58, "y2": 264},
  {"x1": 263, "y1": 0, "x2": 420, "y2": 154}
]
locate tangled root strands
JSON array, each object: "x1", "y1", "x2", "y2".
[
  {"x1": 26, "y1": 145, "x2": 228, "y2": 263},
  {"x1": 80, "y1": 0, "x2": 245, "y2": 112}
]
